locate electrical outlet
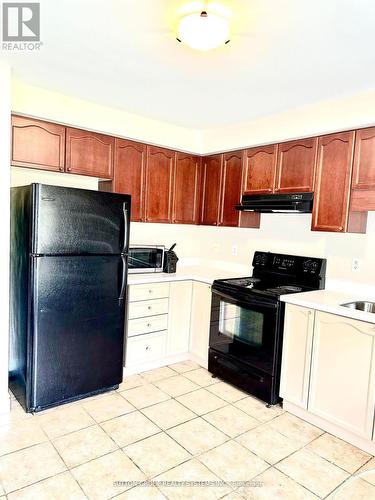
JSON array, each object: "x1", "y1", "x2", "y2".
[
  {"x1": 352, "y1": 257, "x2": 360, "y2": 272},
  {"x1": 232, "y1": 245, "x2": 238, "y2": 257}
]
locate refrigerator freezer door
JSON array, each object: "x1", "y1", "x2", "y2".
[
  {"x1": 32, "y1": 184, "x2": 130, "y2": 255},
  {"x1": 29, "y1": 255, "x2": 126, "y2": 411}
]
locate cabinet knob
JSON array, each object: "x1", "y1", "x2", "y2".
[
  {"x1": 59, "y1": 167, "x2": 63, "y2": 172},
  {"x1": 147, "y1": 323, "x2": 151, "y2": 328},
  {"x1": 148, "y1": 306, "x2": 152, "y2": 310},
  {"x1": 67, "y1": 167, "x2": 71, "y2": 172},
  {"x1": 148, "y1": 289, "x2": 152, "y2": 294},
  {"x1": 145, "y1": 346, "x2": 150, "y2": 351}
]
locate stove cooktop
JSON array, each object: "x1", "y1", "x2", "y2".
[
  {"x1": 216, "y1": 277, "x2": 308, "y2": 298},
  {"x1": 213, "y1": 252, "x2": 327, "y2": 300}
]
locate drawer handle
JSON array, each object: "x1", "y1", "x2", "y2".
[
  {"x1": 148, "y1": 306, "x2": 152, "y2": 310},
  {"x1": 145, "y1": 346, "x2": 150, "y2": 350},
  {"x1": 147, "y1": 323, "x2": 151, "y2": 327}
]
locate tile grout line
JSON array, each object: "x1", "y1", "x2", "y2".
[{"x1": 6, "y1": 366, "x2": 375, "y2": 499}]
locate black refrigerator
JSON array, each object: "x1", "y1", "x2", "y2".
[{"x1": 9, "y1": 184, "x2": 131, "y2": 412}]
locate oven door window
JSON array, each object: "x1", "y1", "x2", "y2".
[
  {"x1": 210, "y1": 292, "x2": 279, "y2": 373},
  {"x1": 219, "y1": 302, "x2": 264, "y2": 347}
]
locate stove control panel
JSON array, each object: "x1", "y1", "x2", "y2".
[{"x1": 252, "y1": 252, "x2": 326, "y2": 278}]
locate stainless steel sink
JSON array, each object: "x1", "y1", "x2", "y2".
[{"x1": 341, "y1": 301, "x2": 375, "y2": 313}]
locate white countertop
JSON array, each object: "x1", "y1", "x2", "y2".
[
  {"x1": 128, "y1": 265, "x2": 375, "y2": 325},
  {"x1": 127, "y1": 265, "x2": 246, "y2": 286},
  {"x1": 281, "y1": 289, "x2": 375, "y2": 325}
]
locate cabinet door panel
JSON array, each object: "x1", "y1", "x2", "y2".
[
  {"x1": 276, "y1": 138, "x2": 317, "y2": 193},
  {"x1": 113, "y1": 138, "x2": 146, "y2": 222},
  {"x1": 145, "y1": 146, "x2": 175, "y2": 223},
  {"x1": 12, "y1": 115, "x2": 65, "y2": 172},
  {"x1": 220, "y1": 151, "x2": 243, "y2": 227},
  {"x1": 352, "y1": 127, "x2": 375, "y2": 190},
  {"x1": 309, "y1": 312, "x2": 375, "y2": 439},
  {"x1": 66, "y1": 128, "x2": 114, "y2": 179},
  {"x1": 168, "y1": 281, "x2": 193, "y2": 354},
  {"x1": 173, "y1": 153, "x2": 201, "y2": 224},
  {"x1": 189, "y1": 282, "x2": 212, "y2": 367},
  {"x1": 279, "y1": 305, "x2": 314, "y2": 409},
  {"x1": 201, "y1": 155, "x2": 223, "y2": 225},
  {"x1": 244, "y1": 145, "x2": 277, "y2": 194},
  {"x1": 312, "y1": 131, "x2": 355, "y2": 232}
]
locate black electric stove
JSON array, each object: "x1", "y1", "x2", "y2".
[{"x1": 208, "y1": 251, "x2": 326, "y2": 405}]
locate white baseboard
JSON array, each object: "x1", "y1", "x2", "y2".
[
  {"x1": 123, "y1": 352, "x2": 190, "y2": 376},
  {"x1": 0, "y1": 391, "x2": 10, "y2": 424},
  {"x1": 283, "y1": 401, "x2": 375, "y2": 455},
  {"x1": 188, "y1": 352, "x2": 208, "y2": 369}
]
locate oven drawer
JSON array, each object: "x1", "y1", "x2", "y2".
[
  {"x1": 128, "y1": 283, "x2": 170, "y2": 302},
  {"x1": 126, "y1": 331, "x2": 166, "y2": 366},
  {"x1": 208, "y1": 349, "x2": 277, "y2": 405},
  {"x1": 128, "y1": 314, "x2": 168, "y2": 337},
  {"x1": 128, "y1": 298, "x2": 169, "y2": 320}
]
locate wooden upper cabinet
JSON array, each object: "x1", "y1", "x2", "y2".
[
  {"x1": 65, "y1": 128, "x2": 114, "y2": 179},
  {"x1": 172, "y1": 153, "x2": 201, "y2": 224},
  {"x1": 352, "y1": 127, "x2": 375, "y2": 190},
  {"x1": 275, "y1": 138, "x2": 317, "y2": 193},
  {"x1": 11, "y1": 115, "x2": 65, "y2": 172},
  {"x1": 145, "y1": 146, "x2": 175, "y2": 223},
  {"x1": 312, "y1": 131, "x2": 355, "y2": 232},
  {"x1": 244, "y1": 144, "x2": 277, "y2": 194},
  {"x1": 201, "y1": 154, "x2": 223, "y2": 225},
  {"x1": 219, "y1": 151, "x2": 243, "y2": 227},
  {"x1": 113, "y1": 138, "x2": 146, "y2": 222}
]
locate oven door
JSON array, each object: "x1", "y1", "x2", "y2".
[
  {"x1": 209, "y1": 289, "x2": 281, "y2": 375},
  {"x1": 128, "y1": 246, "x2": 164, "y2": 273}
]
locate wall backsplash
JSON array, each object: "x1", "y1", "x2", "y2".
[{"x1": 130, "y1": 213, "x2": 375, "y2": 285}]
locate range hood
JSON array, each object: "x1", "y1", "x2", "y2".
[{"x1": 236, "y1": 192, "x2": 314, "y2": 213}]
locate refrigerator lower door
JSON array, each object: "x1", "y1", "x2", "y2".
[{"x1": 29, "y1": 255, "x2": 127, "y2": 411}]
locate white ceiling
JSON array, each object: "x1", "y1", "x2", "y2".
[{"x1": 2, "y1": 0, "x2": 375, "y2": 129}]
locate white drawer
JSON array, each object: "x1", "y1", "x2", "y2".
[
  {"x1": 128, "y1": 314, "x2": 168, "y2": 337},
  {"x1": 128, "y1": 282, "x2": 170, "y2": 302},
  {"x1": 128, "y1": 298, "x2": 169, "y2": 320},
  {"x1": 126, "y1": 331, "x2": 166, "y2": 366}
]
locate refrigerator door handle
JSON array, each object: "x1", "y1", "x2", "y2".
[
  {"x1": 122, "y1": 202, "x2": 129, "y2": 253},
  {"x1": 119, "y1": 255, "x2": 127, "y2": 303}
]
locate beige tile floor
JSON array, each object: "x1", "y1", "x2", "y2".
[{"x1": 0, "y1": 360, "x2": 374, "y2": 499}]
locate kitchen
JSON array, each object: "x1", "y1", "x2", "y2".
[{"x1": 2, "y1": 1, "x2": 375, "y2": 499}]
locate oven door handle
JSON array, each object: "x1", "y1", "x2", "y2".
[{"x1": 211, "y1": 289, "x2": 278, "y2": 309}]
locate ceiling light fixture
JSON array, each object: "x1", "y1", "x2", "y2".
[{"x1": 176, "y1": 10, "x2": 230, "y2": 51}]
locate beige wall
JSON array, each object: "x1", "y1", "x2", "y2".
[
  {"x1": 13, "y1": 81, "x2": 375, "y2": 156},
  {"x1": 0, "y1": 61, "x2": 11, "y2": 416},
  {"x1": 201, "y1": 89, "x2": 375, "y2": 154},
  {"x1": 12, "y1": 80, "x2": 203, "y2": 154},
  {"x1": 130, "y1": 214, "x2": 375, "y2": 285},
  {"x1": 11, "y1": 167, "x2": 98, "y2": 190}
]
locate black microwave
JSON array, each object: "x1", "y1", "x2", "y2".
[{"x1": 128, "y1": 245, "x2": 165, "y2": 273}]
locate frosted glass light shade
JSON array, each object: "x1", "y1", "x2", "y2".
[{"x1": 177, "y1": 11, "x2": 230, "y2": 51}]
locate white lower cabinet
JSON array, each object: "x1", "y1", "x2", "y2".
[
  {"x1": 125, "y1": 280, "x2": 195, "y2": 369},
  {"x1": 125, "y1": 282, "x2": 170, "y2": 368},
  {"x1": 189, "y1": 282, "x2": 212, "y2": 366},
  {"x1": 279, "y1": 304, "x2": 315, "y2": 409},
  {"x1": 308, "y1": 311, "x2": 375, "y2": 439},
  {"x1": 167, "y1": 281, "x2": 193, "y2": 355},
  {"x1": 126, "y1": 331, "x2": 167, "y2": 366}
]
